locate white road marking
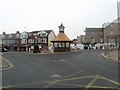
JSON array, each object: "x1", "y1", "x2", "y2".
[
  {"x1": 63, "y1": 70, "x2": 83, "y2": 78},
  {"x1": 0, "y1": 57, "x2": 14, "y2": 71},
  {"x1": 60, "y1": 59, "x2": 75, "y2": 66},
  {"x1": 50, "y1": 74, "x2": 61, "y2": 78}
]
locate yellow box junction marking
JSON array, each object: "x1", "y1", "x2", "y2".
[
  {"x1": 44, "y1": 75, "x2": 120, "y2": 89},
  {"x1": 85, "y1": 75, "x2": 100, "y2": 89}
]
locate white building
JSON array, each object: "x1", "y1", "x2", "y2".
[{"x1": 0, "y1": 35, "x2": 2, "y2": 48}]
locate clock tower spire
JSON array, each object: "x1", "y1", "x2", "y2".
[{"x1": 58, "y1": 23, "x2": 65, "y2": 33}]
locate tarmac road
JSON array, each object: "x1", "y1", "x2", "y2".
[{"x1": 2, "y1": 50, "x2": 119, "y2": 89}]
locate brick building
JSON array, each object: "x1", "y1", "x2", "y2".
[
  {"x1": 103, "y1": 19, "x2": 119, "y2": 47},
  {"x1": 27, "y1": 30, "x2": 56, "y2": 51},
  {"x1": 84, "y1": 28, "x2": 103, "y2": 49},
  {"x1": 2, "y1": 31, "x2": 20, "y2": 51}
]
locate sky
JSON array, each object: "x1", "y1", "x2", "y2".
[{"x1": 0, "y1": 0, "x2": 119, "y2": 39}]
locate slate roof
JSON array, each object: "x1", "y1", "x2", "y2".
[{"x1": 30, "y1": 30, "x2": 53, "y2": 35}]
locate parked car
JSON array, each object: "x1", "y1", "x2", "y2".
[{"x1": 0, "y1": 48, "x2": 8, "y2": 52}]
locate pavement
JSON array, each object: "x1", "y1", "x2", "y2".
[
  {"x1": 101, "y1": 52, "x2": 119, "y2": 62},
  {"x1": 22, "y1": 50, "x2": 81, "y2": 54},
  {"x1": 0, "y1": 52, "x2": 12, "y2": 70}
]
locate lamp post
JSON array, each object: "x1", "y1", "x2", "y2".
[
  {"x1": 25, "y1": 34, "x2": 27, "y2": 51},
  {"x1": 34, "y1": 36, "x2": 38, "y2": 53},
  {"x1": 24, "y1": 27, "x2": 28, "y2": 51},
  {"x1": 117, "y1": 0, "x2": 120, "y2": 48}
]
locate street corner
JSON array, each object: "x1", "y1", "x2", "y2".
[
  {"x1": 100, "y1": 53, "x2": 119, "y2": 63},
  {"x1": 0, "y1": 57, "x2": 14, "y2": 71},
  {"x1": 43, "y1": 75, "x2": 120, "y2": 89}
]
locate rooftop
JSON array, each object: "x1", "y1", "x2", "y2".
[{"x1": 51, "y1": 33, "x2": 72, "y2": 42}]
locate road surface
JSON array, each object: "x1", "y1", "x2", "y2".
[{"x1": 2, "y1": 50, "x2": 119, "y2": 89}]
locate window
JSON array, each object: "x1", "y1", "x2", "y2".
[
  {"x1": 31, "y1": 39, "x2": 34, "y2": 43},
  {"x1": 38, "y1": 38, "x2": 41, "y2": 43},
  {"x1": 54, "y1": 43, "x2": 58, "y2": 47},
  {"x1": 29, "y1": 33, "x2": 32, "y2": 36},
  {"x1": 59, "y1": 43, "x2": 61, "y2": 47},
  {"x1": 2, "y1": 35, "x2": 5, "y2": 38},
  {"x1": 38, "y1": 31, "x2": 47, "y2": 37},
  {"x1": 41, "y1": 38, "x2": 47, "y2": 43},
  {"x1": 28, "y1": 39, "x2": 31, "y2": 43},
  {"x1": 20, "y1": 32, "x2": 28, "y2": 39},
  {"x1": 39, "y1": 33, "x2": 47, "y2": 37},
  {"x1": 91, "y1": 38, "x2": 95, "y2": 43},
  {"x1": 108, "y1": 38, "x2": 114, "y2": 43},
  {"x1": 28, "y1": 39, "x2": 34, "y2": 43},
  {"x1": 9, "y1": 34, "x2": 12, "y2": 38},
  {"x1": 66, "y1": 42, "x2": 69, "y2": 47},
  {"x1": 33, "y1": 33, "x2": 37, "y2": 36},
  {"x1": 100, "y1": 38, "x2": 103, "y2": 42},
  {"x1": 109, "y1": 31, "x2": 113, "y2": 35},
  {"x1": 21, "y1": 39, "x2": 26, "y2": 44},
  {"x1": 42, "y1": 33, "x2": 47, "y2": 36},
  {"x1": 91, "y1": 32, "x2": 95, "y2": 36},
  {"x1": 61, "y1": 42, "x2": 65, "y2": 47},
  {"x1": 16, "y1": 34, "x2": 19, "y2": 38}
]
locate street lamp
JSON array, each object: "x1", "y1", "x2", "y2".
[
  {"x1": 117, "y1": 0, "x2": 120, "y2": 48},
  {"x1": 25, "y1": 34, "x2": 27, "y2": 51},
  {"x1": 24, "y1": 27, "x2": 28, "y2": 51}
]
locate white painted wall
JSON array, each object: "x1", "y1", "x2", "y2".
[
  {"x1": 77, "y1": 44, "x2": 84, "y2": 49},
  {"x1": 48, "y1": 30, "x2": 56, "y2": 50},
  {"x1": 0, "y1": 35, "x2": 2, "y2": 45},
  {"x1": 20, "y1": 32, "x2": 28, "y2": 44}
]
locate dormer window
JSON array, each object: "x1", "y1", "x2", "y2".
[
  {"x1": 38, "y1": 31, "x2": 47, "y2": 37},
  {"x1": 16, "y1": 34, "x2": 19, "y2": 38},
  {"x1": 2, "y1": 35, "x2": 5, "y2": 38},
  {"x1": 9, "y1": 34, "x2": 12, "y2": 38},
  {"x1": 20, "y1": 32, "x2": 28, "y2": 39},
  {"x1": 41, "y1": 33, "x2": 47, "y2": 36},
  {"x1": 33, "y1": 33, "x2": 37, "y2": 36}
]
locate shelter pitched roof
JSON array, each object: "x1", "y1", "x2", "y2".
[{"x1": 51, "y1": 32, "x2": 72, "y2": 42}]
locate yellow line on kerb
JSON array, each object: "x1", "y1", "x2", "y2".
[{"x1": 85, "y1": 75, "x2": 99, "y2": 89}]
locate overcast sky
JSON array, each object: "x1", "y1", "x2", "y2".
[{"x1": 0, "y1": 0, "x2": 118, "y2": 39}]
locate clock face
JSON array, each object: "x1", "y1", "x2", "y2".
[{"x1": 60, "y1": 28, "x2": 63, "y2": 31}]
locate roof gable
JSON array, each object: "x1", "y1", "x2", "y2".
[{"x1": 51, "y1": 33, "x2": 72, "y2": 42}]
